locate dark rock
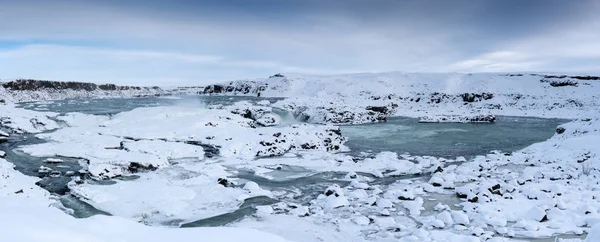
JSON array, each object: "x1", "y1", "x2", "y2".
[
  {"x1": 398, "y1": 196, "x2": 414, "y2": 201},
  {"x1": 434, "y1": 166, "x2": 444, "y2": 173},
  {"x1": 468, "y1": 196, "x2": 479, "y2": 203},
  {"x1": 1, "y1": 79, "x2": 160, "y2": 92},
  {"x1": 301, "y1": 143, "x2": 317, "y2": 149},
  {"x1": 491, "y1": 184, "x2": 501, "y2": 190},
  {"x1": 556, "y1": 127, "x2": 566, "y2": 134},
  {"x1": 457, "y1": 193, "x2": 468, "y2": 199},
  {"x1": 548, "y1": 80, "x2": 578, "y2": 87},
  {"x1": 218, "y1": 178, "x2": 232, "y2": 187},
  {"x1": 366, "y1": 106, "x2": 388, "y2": 113},
  {"x1": 14, "y1": 189, "x2": 23, "y2": 194},
  {"x1": 127, "y1": 162, "x2": 158, "y2": 173},
  {"x1": 183, "y1": 140, "x2": 221, "y2": 158}
]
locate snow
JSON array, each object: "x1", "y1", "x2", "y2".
[
  {"x1": 0, "y1": 158, "x2": 287, "y2": 242},
  {"x1": 587, "y1": 223, "x2": 600, "y2": 242},
  {"x1": 3, "y1": 71, "x2": 600, "y2": 242},
  {"x1": 20, "y1": 106, "x2": 346, "y2": 178}
]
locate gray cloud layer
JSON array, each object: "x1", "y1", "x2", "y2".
[{"x1": 0, "y1": 0, "x2": 598, "y2": 85}]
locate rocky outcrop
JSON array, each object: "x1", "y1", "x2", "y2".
[
  {"x1": 203, "y1": 81, "x2": 267, "y2": 95},
  {"x1": 419, "y1": 115, "x2": 496, "y2": 123},
  {"x1": 2, "y1": 79, "x2": 161, "y2": 92},
  {"x1": 280, "y1": 103, "x2": 398, "y2": 125},
  {"x1": 0, "y1": 79, "x2": 165, "y2": 102}
]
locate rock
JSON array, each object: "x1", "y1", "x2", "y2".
[
  {"x1": 468, "y1": 196, "x2": 478, "y2": 203},
  {"x1": 376, "y1": 198, "x2": 394, "y2": 209},
  {"x1": 325, "y1": 195, "x2": 349, "y2": 209},
  {"x1": 218, "y1": 178, "x2": 233, "y2": 187},
  {"x1": 436, "y1": 211, "x2": 454, "y2": 227},
  {"x1": 243, "y1": 181, "x2": 261, "y2": 191},
  {"x1": 127, "y1": 162, "x2": 157, "y2": 173},
  {"x1": 49, "y1": 171, "x2": 61, "y2": 178},
  {"x1": 429, "y1": 176, "x2": 444, "y2": 187},
  {"x1": 346, "y1": 171, "x2": 358, "y2": 179},
  {"x1": 556, "y1": 127, "x2": 566, "y2": 134},
  {"x1": 45, "y1": 158, "x2": 64, "y2": 164},
  {"x1": 352, "y1": 216, "x2": 371, "y2": 226},
  {"x1": 431, "y1": 219, "x2": 446, "y2": 229},
  {"x1": 419, "y1": 115, "x2": 496, "y2": 123},
  {"x1": 38, "y1": 166, "x2": 52, "y2": 174},
  {"x1": 380, "y1": 209, "x2": 391, "y2": 216},
  {"x1": 451, "y1": 211, "x2": 470, "y2": 225},
  {"x1": 1, "y1": 79, "x2": 161, "y2": 92},
  {"x1": 350, "y1": 180, "x2": 369, "y2": 189},
  {"x1": 0, "y1": 150, "x2": 5, "y2": 158},
  {"x1": 256, "y1": 113, "x2": 281, "y2": 127},
  {"x1": 461, "y1": 93, "x2": 494, "y2": 102},
  {"x1": 324, "y1": 184, "x2": 344, "y2": 197},
  {"x1": 14, "y1": 189, "x2": 23, "y2": 194},
  {"x1": 525, "y1": 206, "x2": 547, "y2": 222}
]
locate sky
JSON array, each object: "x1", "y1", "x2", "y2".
[{"x1": 1, "y1": 0, "x2": 599, "y2": 86}]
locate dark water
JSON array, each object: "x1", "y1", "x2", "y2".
[{"x1": 341, "y1": 116, "x2": 567, "y2": 158}]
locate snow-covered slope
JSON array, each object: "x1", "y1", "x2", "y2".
[{"x1": 202, "y1": 72, "x2": 600, "y2": 124}]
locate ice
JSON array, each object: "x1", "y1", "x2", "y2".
[
  {"x1": 587, "y1": 223, "x2": 600, "y2": 242},
  {"x1": 0, "y1": 158, "x2": 287, "y2": 242}
]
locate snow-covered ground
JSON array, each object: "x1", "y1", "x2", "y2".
[
  {"x1": 2, "y1": 72, "x2": 600, "y2": 242},
  {"x1": 0, "y1": 156, "x2": 287, "y2": 242},
  {"x1": 204, "y1": 73, "x2": 600, "y2": 124}
]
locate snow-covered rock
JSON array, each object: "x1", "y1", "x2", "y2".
[
  {"x1": 419, "y1": 114, "x2": 496, "y2": 123},
  {"x1": 201, "y1": 72, "x2": 600, "y2": 125},
  {"x1": 1, "y1": 79, "x2": 165, "y2": 103}
]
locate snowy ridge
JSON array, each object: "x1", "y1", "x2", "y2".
[
  {"x1": 203, "y1": 72, "x2": 600, "y2": 124},
  {"x1": 0, "y1": 79, "x2": 167, "y2": 103}
]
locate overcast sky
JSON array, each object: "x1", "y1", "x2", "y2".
[{"x1": 1, "y1": 0, "x2": 599, "y2": 85}]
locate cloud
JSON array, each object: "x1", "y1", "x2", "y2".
[
  {"x1": 1, "y1": 0, "x2": 599, "y2": 84},
  {"x1": 0, "y1": 44, "x2": 367, "y2": 85},
  {"x1": 447, "y1": 10, "x2": 600, "y2": 74}
]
